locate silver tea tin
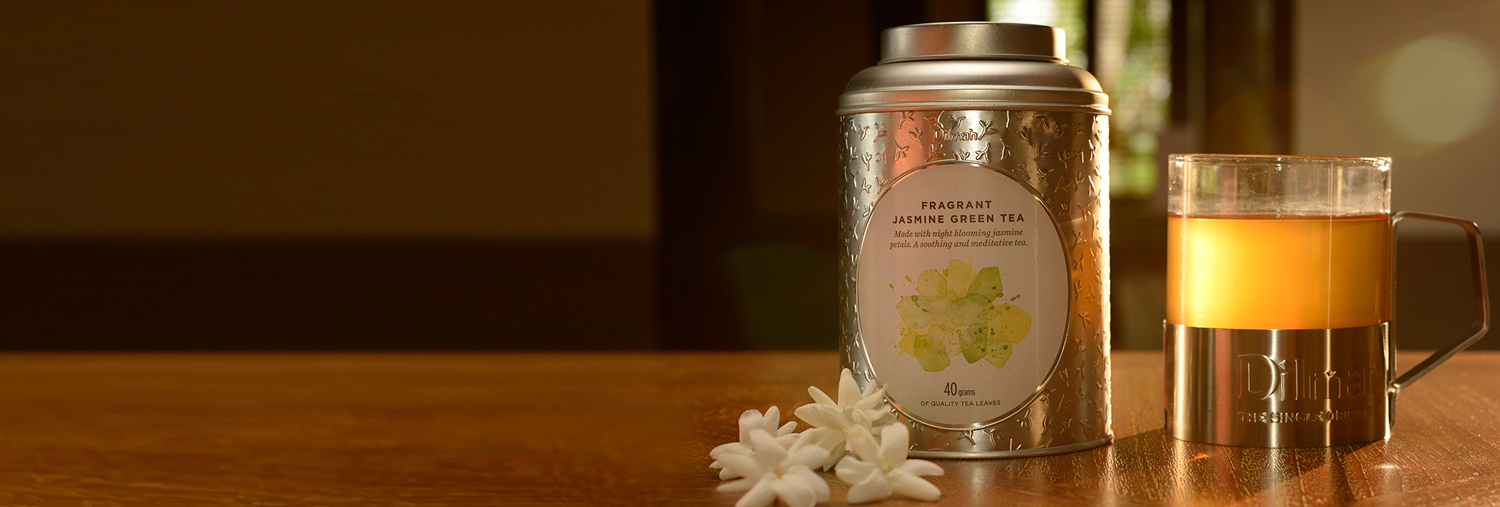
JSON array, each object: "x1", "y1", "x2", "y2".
[{"x1": 838, "y1": 22, "x2": 1111, "y2": 458}]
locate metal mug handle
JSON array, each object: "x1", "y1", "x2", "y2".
[{"x1": 1388, "y1": 212, "x2": 1491, "y2": 396}]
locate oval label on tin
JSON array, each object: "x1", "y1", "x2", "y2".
[{"x1": 857, "y1": 163, "x2": 1068, "y2": 428}]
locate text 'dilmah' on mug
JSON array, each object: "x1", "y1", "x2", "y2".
[{"x1": 1164, "y1": 154, "x2": 1490, "y2": 448}]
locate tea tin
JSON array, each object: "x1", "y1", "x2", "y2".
[{"x1": 838, "y1": 22, "x2": 1111, "y2": 457}]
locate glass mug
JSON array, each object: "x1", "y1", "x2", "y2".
[{"x1": 1164, "y1": 154, "x2": 1490, "y2": 447}]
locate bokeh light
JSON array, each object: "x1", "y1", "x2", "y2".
[{"x1": 1378, "y1": 33, "x2": 1497, "y2": 145}]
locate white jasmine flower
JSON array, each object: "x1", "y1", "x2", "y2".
[
  {"x1": 794, "y1": 368, "x2": 895, "y2": 469},
  {"x1": 835, "y1": 423, "x2": 944, "y2": 503},
  {"x1": 716, "y1": 429, "x2": 832, "y2": 507},
  {"x1": 710, "y1": 407, "x2": 799, "y2": 479}
]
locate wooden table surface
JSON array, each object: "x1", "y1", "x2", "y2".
[{"x1": 0, "y1": 351, "x2": 1496, "y2": 506}]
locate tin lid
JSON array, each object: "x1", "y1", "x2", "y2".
[
  {"x1": 838, "y1": 22, "x2": 1108, "y2": 116},
  {"x1": 881, "y1": 22, "x2": 1065, "y2": 64}
]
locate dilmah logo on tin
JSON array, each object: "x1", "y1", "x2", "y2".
[
  {"x1": 1238, "y1": 354, "x2": 1367, "y2": 401},
  {"x1": 933, "y1": 117, "x2": 1000, "y2": 142}
]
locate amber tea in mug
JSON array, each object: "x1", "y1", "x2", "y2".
[{"x1": 1168, "y1": 213, "x2": 1391, "y2": 330}]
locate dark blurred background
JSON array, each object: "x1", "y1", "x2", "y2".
[{"x1": 2, "y1": 1, "x2": 1496, "y2": 350}]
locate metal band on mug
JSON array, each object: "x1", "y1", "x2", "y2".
[{"x1": 1164, "y1": 323, "x2": 1392, "y2": 448}]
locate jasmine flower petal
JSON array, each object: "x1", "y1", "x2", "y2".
[
  {"x1": 878, "y1": 422, "x2": 908, "y2": 466},
  {"x1": 846, "y1": 472, "x2": 894, "y2": 504},
  {"x1": 890, "y1": 472, "x2": 941, "y2": 501},
  {"x1": 786, "y1": 444, "x2": 831, "y2": 470},
  {"x1": 899, "y1": 459, "x2": 944, "y2": 477},
  {"x1": 751, "y1": 431, "x2": 787, "y2": 471},
  {"x1": 739, "y1": 410, "x2": 765, "y2": 443},
  {"x1": 808, "y1": 385, "x2": 836, "y2": 406},
  {"x1": 852, "y1": 386, "x2": 887, "y2": 411},
  {"x1": 837, "y1": 370, "x2": 863, "y2": 406},
  {"x1": 787, "y1": 465, "x2": 830, "y2": 501},
  {"x1": 845, "y1": 425, "x2": 880, "y2": 465},
  {"x1": 771, "y1": 475, "x2": 817, "y2": 507},
  {"x1": 731, "y1": 477, "x2": 776, "y2": 507},
  {"x1": 717, "y1": 476, "x2": 760, "y2": 493},
  {"x1": 716, "y1": 454, "x2": 763, "y2": 481},
  {"x1": 834, "y1": 456, "x2": 876, "y2": 484}
]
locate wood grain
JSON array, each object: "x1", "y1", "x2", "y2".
[{"x1": 0, "y1": 351, "x2": 1494, "y2": 505}]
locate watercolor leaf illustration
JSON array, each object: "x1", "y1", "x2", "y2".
[{"x1": 895, "y1": 259, "x2": 1032, "y2": 372}]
